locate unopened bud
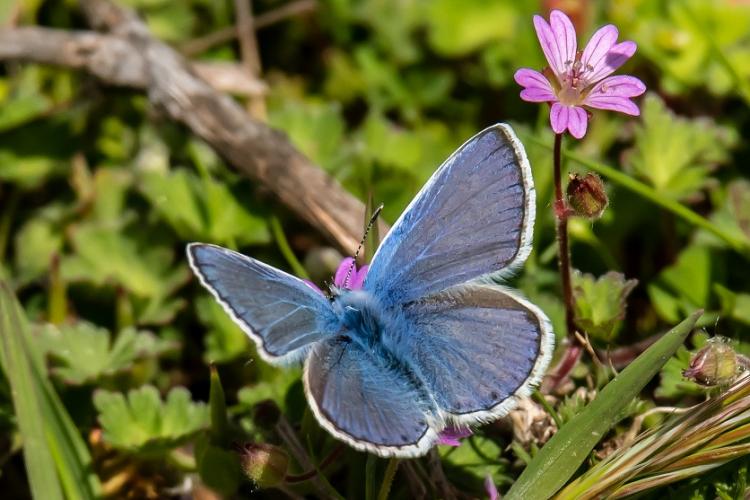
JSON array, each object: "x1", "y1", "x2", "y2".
[
  {"x1": 567, "y1": 173, "x2": 608, "y2": 219},
  {"x1": 683, "y1": 337, "x2": 750, "y2": 387},
  {"x1": 240, "y1": 443, "x2": 289, "y2": 488}
]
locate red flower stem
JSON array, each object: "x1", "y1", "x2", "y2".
[
  {"x1": 553, "y1": 133, "x2": 576, "y2": 338},
  {"x1": 542, "y1": 133, "x2": 581, "y2": 393},
  {"x1": 285, "y1": 443, "x2": 346, "y2": 483}
]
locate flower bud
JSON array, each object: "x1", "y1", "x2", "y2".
[
  {"x1": 566, "y1": 173, "x2": 608, "y2": 219},
  {"x1": 682, "y1": 337, "x2": 748, "y2": 387},
  {"x1": 240, "y1": 443, "x2": 289, "y2": 488}
]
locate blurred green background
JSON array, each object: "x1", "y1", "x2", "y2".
[{"x1": 1, "y1": 0, "x2": 750, "y2": 498}]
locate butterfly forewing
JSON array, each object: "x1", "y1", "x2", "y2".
[
  {"x1": 364, "y1": 124, "x2": 535, "y2": 306},
  {"x1": 187, "y1": 243, "x2": 334, "y2": 364}
]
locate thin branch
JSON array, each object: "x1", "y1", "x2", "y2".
[
  {"x1": 0, "y1": 0, "x2": 373, "y2": 254},
  {"x1": 180, "y1": 0, "x2": 318, "y2": 57},
  {"x1": 234, "y1": 0, "x2": 262, "y2": 75},
  {"x1": 233, "y1": 0, "x2": 266, "y2": 117}
]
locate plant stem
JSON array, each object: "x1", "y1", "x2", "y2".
[
  {"x1": 284, "y1": 443, "x2": 346, "y2": 483},
  {"x1": 553, "y1": 133, "x2": 576, "y2": 338},
  {"x1": 365, "y1": 454, "x2": 377, "y2": 500},
  {"x1": 270, "y1": 216, "x2": 310, "y2": 279},
  {"x1": 377, "y1": 458, "x2": 399, "y2": 500}
]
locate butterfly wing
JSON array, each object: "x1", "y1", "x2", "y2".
[
  {"x1": 304, "y1": 336, "x2": 439, "y2": 457},
  {"x1": 364, "y1": 124, "x2": 534, "y2": 305},
  {"x1": 187, "y1": 243, "x2": 334, "y2": 364},
  {"x1": 397, "y1": 283, "x2": 553, "y2": 425}
]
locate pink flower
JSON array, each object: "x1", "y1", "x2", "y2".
[
  {"x1": 484, "y1": 474, "x2": 499, "y2": 500},
  {"x1": 514, "y1": 10, "x2": 646, "y2": 139},
  {"x1": 436, "y1": 426, "x2": 473, "y2": 447},
  {"x1": 332, "y1": 257, "x2": 368, "y2": 290},
  {"x1": 304, "y1": 257, "x2": 369, "y2": 294}
]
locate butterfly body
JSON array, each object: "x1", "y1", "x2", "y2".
[{"x1": 188, "y1": 124, "x2": 554, "y2": 457}]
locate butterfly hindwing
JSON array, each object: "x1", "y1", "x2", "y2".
[
  {"x1": 364, "y1": 124, "x2": 535, "y2": 305},
  {"x1": 187, "y1": 243, "x2": 334, "y2": 364},
  {"x1": 398, "y1": 283, "x2": 553, "y2": 424},
  {"x1": 304, "y1": 336, "x2": 439, "y2": 457}
]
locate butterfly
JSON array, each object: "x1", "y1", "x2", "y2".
[{"x1": 187, "y1": 124, "x2": 553, "y2": 458}]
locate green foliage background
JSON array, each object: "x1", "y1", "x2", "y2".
[{"x1": 2, "y1": 0, "x2": 750, "y2": 497}]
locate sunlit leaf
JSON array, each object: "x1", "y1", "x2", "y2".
[
  {"x1": 94, "y1": 385, "x2": 209, "y2": 454},
  {"x1": 626, "y1": 94, "x2": 737, "y2": 200},
  {"x1": 196, "y1": 295, "x2": 248, "y2": 364},
  {"x1": 573, "y1": 271, "x2": 638, "y2": 343},
  {"x1": 40, "y1": 322, "x2": 174, "y2": 385}
]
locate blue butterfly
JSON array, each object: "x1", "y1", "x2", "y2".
[{"x1": 187, "y1": 124, "x2": 553, "y2": 457}]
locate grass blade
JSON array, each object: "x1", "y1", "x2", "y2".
[
  {"x1": 0, "y1": 282, "x2": 64, "y2": 500},
  {"x1": 505, "y1": 311, "x2": 703, "y2": 500},
  {"x1": 0, "y1": 282, "x2": 101, "y2": 499}
]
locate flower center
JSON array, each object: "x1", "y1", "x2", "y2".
[{"x1": 557, "y1": 54, "x2": 594, "y2": 106}]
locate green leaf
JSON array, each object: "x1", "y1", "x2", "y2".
[
  {"x1": 267, "y1": 95, "x2": 348, "y2": 172},
  {"x1": 0, "y1": 150, "x2": 65, "y2": 190},
  {"x1": 626, "y1": 93, "x2": 737, "y2": 200},
  {"x1": 0, "y1": 283, "x2": 64, "y2": 500},
  {"x1": 61, "y1": 224, "x2": 189, "y2": 302},
  {"x1": 426, "y1": 0, "x2": 517, "y2": 56},
  {"x1": 441, "y1": 434, "x2": 503, "y2": 480},
  {"x1": 13, "y1": 215, "x2": 63, "y2": 285},
  {"x1": 94, "y1": 385, "x2": 209, "y2": 455},
  {"x1": 196, "y1": 296, "x2": 249, "y2": 364},
  {"x1": 715, "y1": 285, "x2": 750, "y2": 326},
  {"x1": 195, "y1": 435, "x2": 242, "y2": 496},
  {"x1": 138, "y1": 168, "x2": 269, "y2": 246},
  {"x1": 237, "y1": 367, "x2": 301, "y2": 412},
  {"x1": 208, "y1": 366, "x2": 229, "y2": 445},
  {"x1": 40, "y1": 322, "x2": 174, "y2": 385},
  {"x1": 505, "y1": 311, "x2": 702, "y2": 500},
  {"x1": 0, "y1": 282, "x2": 101, "y2": 499},
  {"x1": 647, "y1": 245, "x2": 712, "y2": 323},
  {"x1": 572, "y1": 271, "x2": 638, "y2": 343}
]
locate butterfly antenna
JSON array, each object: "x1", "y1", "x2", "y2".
[{"x1": 344, "y1": 203, "x2": 384, "y2": 288}]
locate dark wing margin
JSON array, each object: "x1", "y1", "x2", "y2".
[
  {"x1": 397, "y1": 283, "x2": 553, "y2": 425},
  {"x1": 187, "y1": 243, "x2": 333, "y2": 364},
  {"x1": 304, "y1": 337, "x2": 439, "y2": 457},
  {"x1": 364, "y1": 123, "x2": 535, "y2": 306}
]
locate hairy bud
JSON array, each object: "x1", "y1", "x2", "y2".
[
  {"x1": 683, "y1": 337, "x2": 750, "y2": 387},
  {"x1": 566, "y1": 172, "x2": 608, "y2": 219},
  {"x1": 240, "y1": 443, "x2": 289, "y2": 488}
]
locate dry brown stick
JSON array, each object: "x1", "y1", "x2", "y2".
[
  {"x1": 234, "y1": 0, "x2": 266, "y2": 118},
  {"x1": 180, "y1": 0, "x2": 318, "y2": 57},
  {"x1": 0, "y1": 1, "x2": 373, "y2": 254}
]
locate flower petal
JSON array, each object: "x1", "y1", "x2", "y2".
[
  {"x1": 588, "y1": 75, "x2": 646, "y2": 98},
  {"x1": 484, "y1": 474, "x2": 500, "y2": 500},
  {"x1": 585, "y1": 96, "x2": 641, "y2": 115},
  {"x1": 437, "y1": 426, "x2": 473, "y2": 446},
  {"x1": 584, "y1": 75, "x2": 645, "y2": 115},
  {"x1": 550, "y1": 10, "x2": 577, "y2": 72},
  {"x1": 567, "y1": 106, "x2": 588, "y2": 139},
  {"x1": 550, "y1": 102, "x2": 569, "y2": 134},
  {"x1": 349, "y1": 264, "x2": 369, "y2": 290},
  {"x1": 581, "y1": 24, "x2": 619, "y2": 80},
  {"x1": 333, "y1": 257, "x2": 355, "y2": 287},
  {"x1": 584, "y1": 40, "x2": 637, "y2": 85},
  {"x1": 515, "y1": 68, "x2": 556, "y2": 102},
  {"x1": 533, "y1": 11, "x2": 576, "y2": 77}
]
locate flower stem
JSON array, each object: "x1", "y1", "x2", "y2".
[
  {"x1": 553, "y1": 133, "x2": 576, "y2": 338},
  {"x1": 377, "y1": 458, "x2": 400, "y2": 500}
]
